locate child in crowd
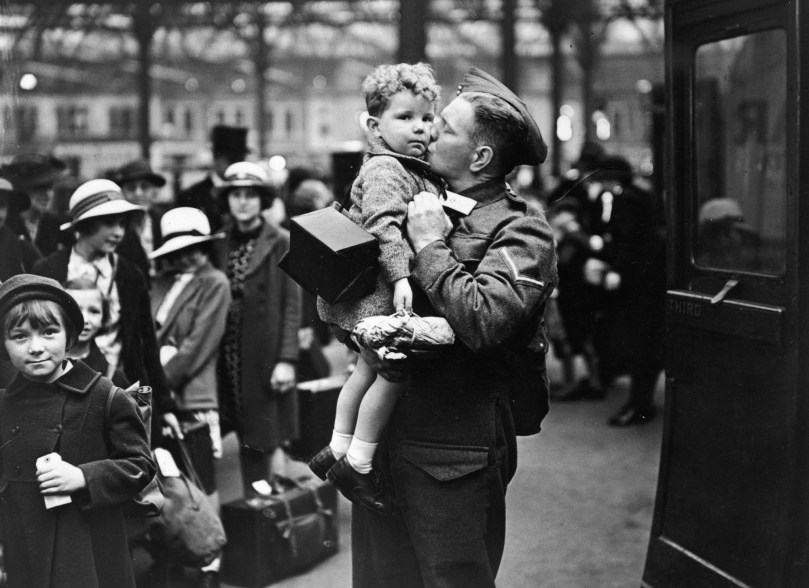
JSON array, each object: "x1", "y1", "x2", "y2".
[
  {"x1": 310, "y1": 62, "x2": 445, "y2": 514},
  {"x1": 64, "y1": 278, "x2": 128, "y2": 387},
  {"x1": 0, "y1": 274, "x2": 154, "y2": 588}
]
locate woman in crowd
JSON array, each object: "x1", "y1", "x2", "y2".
[
  {"x1": 0, "y1": 177, "x2": 40, "y2": 282},
  {"x1": 212, "y1": 161, "x2": 302, "y2": 495},
  {"x1": 32, "y1": 179, "x2": 178, "y2": 444},
  {"x1": 150, "y1": 207, "x2": 230, "y2": 478},
  {"x1": 0, "y1": 177, "x2": 41, "y2": 388},
  {"x1": 1, "y1": 153, "x2": 68, "y2": 256}
]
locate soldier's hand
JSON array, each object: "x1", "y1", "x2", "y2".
[
  {"x1": 407, "y1": 192, "x2": 452, "y2": 253},
  {"x1": 357, "y1": 343, "x2": 409, "y2": 383}
]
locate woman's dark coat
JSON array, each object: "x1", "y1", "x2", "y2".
[
  {"x1": 0, "y1": 224, "x2": 40, "y2": 282},
  {"x1": 212, "y1": 220, "x2": 302, "y2": 450}
]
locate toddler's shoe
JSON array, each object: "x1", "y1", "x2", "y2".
[
  {"x1": 327, "y1": 457, "x2": 395, "y2": 516},
  {"x1": 308, "y1": 446, "x2": 338, "y2": 481}
]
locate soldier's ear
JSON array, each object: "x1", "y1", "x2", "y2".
[{"x1": 470, "y1": 145, "x2": 494, "y2": 173}]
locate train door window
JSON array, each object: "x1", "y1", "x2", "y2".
[{"x1": 692, "y1": 28, "x2": 786, "y2": 275}]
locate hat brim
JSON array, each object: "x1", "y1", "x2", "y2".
[
  {"x1": 212, "y1": 181, "x2": 272, "y2": 198},
  {"x1": 61, "y1": 200, "x2": 144, "y2": 231},
  {"x1": 12, "y1": 169, "x2": 66, "y2": 192},
  {"x1": 149, "y1": 233, "x2": 225, "y2": 259},
  {"x1": 119, "y1": 172, "x2": 167, "y2": 188}
]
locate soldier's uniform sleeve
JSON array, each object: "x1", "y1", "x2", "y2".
[{"x1": 411, "y1": 213, "x2": 558, "y2": 353}]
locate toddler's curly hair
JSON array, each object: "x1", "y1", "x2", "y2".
[{"x1": 363, "y1": 62, "x2": 441, "y2": 117}]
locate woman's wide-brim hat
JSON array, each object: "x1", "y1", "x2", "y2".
[
  {"x1": 212, "y1": 161, "x2": 273, "y2": 199},
  {"x1": 0, "y1": 177, "x2": 31, "y2": 212},
  {"x1": 0, "y1": 274, "x2": 84, "y2": 354},
  {"x1": 1, "y1": 153, "x2": 68, "y2": 192},
  {"x1": 149, "y1": 207, "x2": 224, "y2": 259},
  {"x1": 115, "y1": 158, "x2": 167, "y2": 187},
  {"x1": 60, "y1": 179, "x2": 144, "y2": 231}
]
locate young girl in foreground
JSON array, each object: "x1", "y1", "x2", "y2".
[{"x1": 0, "y1": 274, "x2": 154, "y2": 588}]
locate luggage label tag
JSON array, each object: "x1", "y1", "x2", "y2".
[
  {"x1": 442, "y1": 191, "x2": 476, "y2": 216},
  {"x1": 36, "y1": 453, "x2": 73, "y2": 509},
  {"x1": 154, "y1": 447, "x2": 181, "y2": 478},
  {"x1": 251, "y1": 479, "x2": 274, "y2": 496}
]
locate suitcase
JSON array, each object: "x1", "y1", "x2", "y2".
[
  {"x1": 220, "y1": 477, "x2": 339, "y2": 587},
  {"x1": 279, "y1": 206, "x2": 379, "y2": 304},
  {"x1": 288, "y1": 374, "x2": 346, "y2": 461}
]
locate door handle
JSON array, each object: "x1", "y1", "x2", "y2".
[{"x1": 710, "y1": 277, "x2": 740, "y2": 305}]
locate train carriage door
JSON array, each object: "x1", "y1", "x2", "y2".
[{"x1": 644, "y1": 0, "x2": 808, "y2": 586}]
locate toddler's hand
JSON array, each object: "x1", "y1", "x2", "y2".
[
  {"x1": 37, "y1": 456, "x2": 86, "y2": 494},
  {"x1": 393, "y1": 278, "x2": 413, "y2": 312}
]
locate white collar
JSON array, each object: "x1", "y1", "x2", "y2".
[{"x1": 68, "y1": 248, "x2": 113, "y2": 279}]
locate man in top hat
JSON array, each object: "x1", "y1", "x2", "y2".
[
  {"x1": 32, "y1": 179, "x2": 177, "y2": 444},
  {"x1": 349, "y1": 68, "x2": 557, "y2": 587},
  {"x1": 114, "y1": 158, "x2": 167, "y2": 284},
  {"x1": 0, "y1": 177, "x2": 40, "y2": 282},
  {"x1": 1, "y1": 153, "x2": 68, "y2": 256},
  {"x1": 175, "y1": 125, "x2": 250, "y2": 231}
]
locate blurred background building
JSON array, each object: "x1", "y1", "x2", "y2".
[{"x1": 0, "y1": 0, "x2": 664, "y2": 197}]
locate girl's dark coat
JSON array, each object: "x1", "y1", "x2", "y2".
[{"x1": 0, "y1": 360, "x2": 154, "y2": 588}]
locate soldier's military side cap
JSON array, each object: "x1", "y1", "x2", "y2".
[{"x1": 457, "y1": 67, "x2": 548, "y2": 166}]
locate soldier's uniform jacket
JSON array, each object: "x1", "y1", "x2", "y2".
[
  {"x1": 413, "y1": 178, "x2": 557, "y2": 355},
  {"x1": 396, "y1": 176, "x2": 558, "y2": 459}
]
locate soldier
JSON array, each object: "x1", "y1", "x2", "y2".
[{"x1": 350, "y1": 68, "x2": 558, "y2": 587}]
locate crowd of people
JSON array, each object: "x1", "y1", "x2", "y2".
[
  {"x1": 0, "y1": 126, "x2": 318, "y2": 587},
  {"x1": 545, "y1": 142, "x2": 666, "y2": 426},
  {"x1": 0, "y1": 62, "x2": 664, "y2": 588}
]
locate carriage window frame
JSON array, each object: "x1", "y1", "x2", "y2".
[{"x1": 690, "y1": 27, "x2": 787, "y2": 278}]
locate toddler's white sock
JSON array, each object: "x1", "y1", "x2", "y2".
[
  {"x1": 329, "y1": 430, "x2": 353, "y2": 458},
  {"x1": 346, "y1": 438, "x2": 377, "y2": 474}
]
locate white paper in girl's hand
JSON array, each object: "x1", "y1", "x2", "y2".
[{"x1": 36, "y1": 453, "x2": 73, "y2": 509}]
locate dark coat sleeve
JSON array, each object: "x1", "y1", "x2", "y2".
[
  {"x1": 132, "y1": 268, "x2": 174, "y2": 414},
  {"x1": 18, "y1": 238, "x2": 42, "y2": 274},
  {"x1": 278, "y1": 256, "x2": 303, "y2": 365},
  {"x1": 77, "y1": 388, "x2": 155, "y2": 509}
]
